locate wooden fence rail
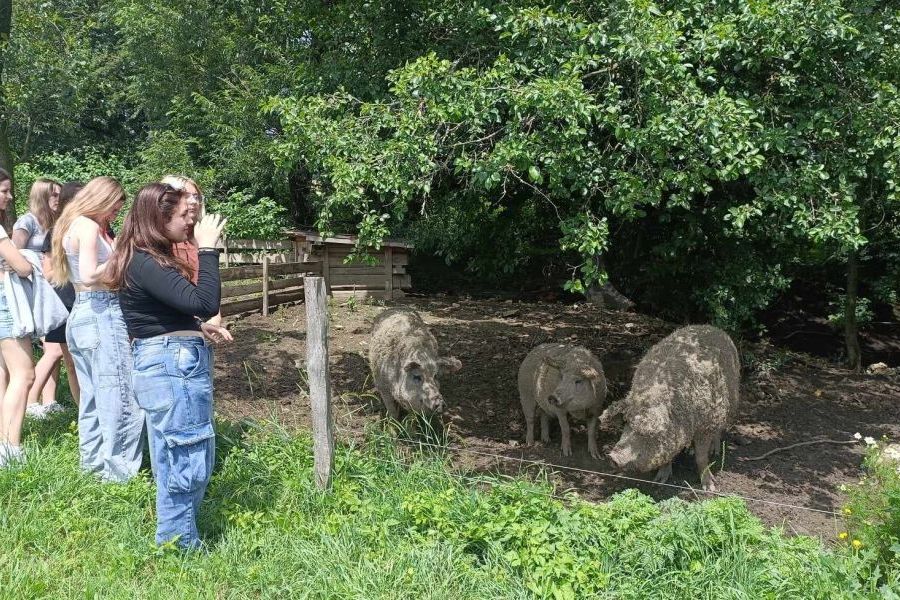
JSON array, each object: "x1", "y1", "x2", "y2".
[
  {"x1": 217, "y1": 232, "x2": 413, "y2": 317},
  {"x1": 220, "y1": 258, "x2": 321, "y2": 317}
]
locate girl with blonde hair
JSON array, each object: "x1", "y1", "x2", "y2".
[
  {"x1": 52, "y1": 176, "x2": 144, "y2": 482},
  {"x1": 14, "y1": 178, "x2": 67, "y2": 418},
  {"x1": 0, "y1": 168, "x2": 37, "y2": 467}
]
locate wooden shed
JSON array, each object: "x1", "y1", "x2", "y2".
[{"x1": 287, "y1": 230, "x2": 413, "y2": 300}]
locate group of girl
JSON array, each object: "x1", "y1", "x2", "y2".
[{"x1": 0, "y1": 170, "x2": 230, "y2": 549}]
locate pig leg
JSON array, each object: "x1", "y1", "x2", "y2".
[
  {"x1": 524, "y1": 401, "x2": 536, "y2": 446},
  {"x1": 539, "y1": 408, "x2": 551, "y2": 445},
  {"x1": 694, "y1": 434, "x2": 717, "y2": 492},
  {"x1": 710, "y1": 431, "x2": 723, "y2": 458},
  {"x1": 587, "y1": 415, "x2": 600, "y2": 460},
  {"x1": 557, "y1": 412, "x2": 572, "y2": 457},
  {"x1": 379, "y1": 386, "x2": 401, "y2": 421},
  {"x1": 653, "y1": 462, "x2": 673, "y2": 484}
]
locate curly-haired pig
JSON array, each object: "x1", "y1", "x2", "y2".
[
  {"x1": 600, "y1": 325, "x2": 740, "y2": 491},
  {"x1": 369, "y1": 308, "x2": 462, "y2": 419},
  {"x1": 518, "y1": 343, "x2": 608, "y2": 459}
]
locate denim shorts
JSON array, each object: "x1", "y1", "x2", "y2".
[{"x1": 0, "y1": 282, "x2": 18, "y2": 340}]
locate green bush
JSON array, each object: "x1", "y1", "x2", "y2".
[{"x1": 841, "y1": 437, "x2": 900, "y2": 593}]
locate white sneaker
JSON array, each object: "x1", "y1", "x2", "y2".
[
  {"x1": 43, "y1": 402, "x2": 65, "y2": 414},
  {"x1": 25, "y1": 403, "x2": 48, "y2": 420},
  {"x1": 0, "y1": 444, "x2": 25, "y2": 468}
]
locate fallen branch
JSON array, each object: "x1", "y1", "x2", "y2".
[{"x1": 740, "y1": 439, "x2": 857, "y2": 461}]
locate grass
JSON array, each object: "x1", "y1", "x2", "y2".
[{"x1": 0, "y1": 409, "x2": 895, "y2": 599}]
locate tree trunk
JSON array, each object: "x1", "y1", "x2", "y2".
[
  {"x1": 0, "y1": 0, "x2": 15, "y2": 232},
  {"x1": 586, "y1": 254, "x2": 635, "y2": 311},
  {"x1": 844, "y1": 248, "x2": 862, "y2": 372}
]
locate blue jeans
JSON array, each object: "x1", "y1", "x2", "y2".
[
  {"x1": 132, "y1": 335, "x2": 215, "y2": 550},
  {"x1": 67, "y1": 291, "x2": 145, "y2": 481}
]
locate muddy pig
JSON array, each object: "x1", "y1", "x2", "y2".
[
  {"x1": 369, "y1": 308, "x2": 462, "y2": 419},
  {"x1": 518, "y1": 344, "x2": 608, "y2": 458},
  {"x1": 600, "y1": 325, "x2": 740, "y2": 491}
]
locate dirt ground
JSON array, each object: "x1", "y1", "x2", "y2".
[{"x1": 212, "y1": 296, "x2": 900, "y2": 541}]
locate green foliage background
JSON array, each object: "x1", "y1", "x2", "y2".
[{"x1": 2, "y1": 0, "x2": 898, "y2": 333}]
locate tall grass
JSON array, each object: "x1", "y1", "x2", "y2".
[{"x1": 0, "y1": 410, "x2": 892, "y2": 599}]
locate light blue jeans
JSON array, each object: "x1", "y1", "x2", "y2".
[
  {"x1": 67, "y1": 291, "x2": 145, "y2": 482},
  {"x1": 132, "y1": 335, "x2": 215, "y2": 550}
]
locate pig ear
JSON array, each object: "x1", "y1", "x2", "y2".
[
  {"x1": 581, "y1": 367, "x2": 602, "y2": 380},
  {"x1": 438, "y1": 356, "x2": 462, "y2": 374},
  {"x1": 599, "y1": 402, "x2": 624, "y2": 428},
  {"x1": 403, "y1": 361, "x2": 422, "y2": 372}
]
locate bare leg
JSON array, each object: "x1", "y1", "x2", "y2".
[
  {"x1": 0, "y1": 338, "x2": 36, "y2": 447},
  {"x1": 557, "y1": 412, "x2": 572, "y2": 457},
  {"x1": 694, "y1": 434, "x2": 716, "y2": 491},
  {"x1": 653, "y1": 462, "x2": 673, "y2": 484},
  {"x1": 61, "y1": 346, "x2": 80, "y2": 405},
  {"x1": 587, "y1": 415, "x2": 600, "y2": 459},
  {"x1": 29, "y1": 341, "x2": 64, "y2": 407},
  {"x1": 539, "y1": 408, "x2": 550, "y2": 444}
]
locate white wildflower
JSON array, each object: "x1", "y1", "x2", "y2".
[
  {"x1": 864, "y1": 436, "x2": 876, "y2": 447},
  {"x1": 853, "y1": 432, "x2": 862, "y2": 440}
]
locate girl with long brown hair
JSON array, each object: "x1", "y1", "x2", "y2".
[
  {"x1": 0, "y1": 168, "x2": 37, "y2": 467},
  {"x1": 51, "y1": 176, "x2": 144, "y2": 482},
  {"x1": 104, "y1": 183, "x2": 225, "y2": 549}
]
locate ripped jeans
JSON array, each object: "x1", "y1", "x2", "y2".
[{"x1": 132, "y1": 335, "x2": 215, "y2": 550}]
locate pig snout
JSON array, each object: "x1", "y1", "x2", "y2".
[
  {"x1": 426, "y1": 394, "x2": 445, "y2": 413},
  {"x1": 608, "y1": 443, "x2": 634, "y2": 469}
]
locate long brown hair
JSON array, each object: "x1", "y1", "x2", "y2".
[
  {"x1": 0, "y1": 168, "x2": 10, "y2": 224},
  {"x1": 28, "y1": 178, "x2": 61, "y2": 229},
  {"x1": 103, "y1": 183, "x2": 192, "y2": 290},
  {"x1": 50, "y1": 176, "x2": 125, "y2": 286}
]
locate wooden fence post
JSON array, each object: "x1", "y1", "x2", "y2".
[
  {"x1": 223, "y1": 234, "x2": 231, "y2": 268},
  {"x1": 262, "y1": 256, "x2": 270, "y2": 316},
  {"x1": 384, "y1": 245, "x2": 393, "y2": 301},
  {"x1": 304, "y1": 276, "x2": 334, "y2": 489}
]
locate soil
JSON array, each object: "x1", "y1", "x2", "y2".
[{"x1": 212, "y1": 296, "x2": 900, "y2": 542}]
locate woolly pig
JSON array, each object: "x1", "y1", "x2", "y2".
[
  {"x1": 600, "y1": 325, "x2": 740, "y2": 491},
  {"x1": 369, "y1": 308, "x2": 462, "y2": 419},
  {"x1": 518, "y1": 344, "x2": 608, "y2": 459}
]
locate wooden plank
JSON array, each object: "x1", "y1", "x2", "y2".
[
  {"x1": 270, "y1": 277, "x2": 304, "y2": 292},
  {"x1": 394, "y1": 273, "x2": 411, "y2": 289},
  {"x1": 220, "y1": 265, "x2": 264, "y2": 281},
  {"x1": 219, "y1": 251, "x2": 292, "y2": 265},
  {"x1": 392, "y1": 253, "x2": 409, "y2": 266},
  {"x1": 329, "y1": 265, "x2": 407, "y2": 276},
  {"x1": 269, "y1": 261, "x2": 322, "y2": 276},
  {"x1": 384, "y1": 246, "x2": 393, "y2": 297},
  {"x1": 221, "y1": 296, "x2": 263, "y2": 317},
  {"x1": 221, "y1": 239, "x2": 293, "y2": 250},
  {"x1": 305, "y1": 277, "x2": 334, "y2": 490},
  {"x1": 270, "y1": 287, "x2": 306, "y2": 306},
  {"x1": 332, "y1": 289, "x2": 390, "y2": 301},
  {"x1": 322, "y1": 245, "x2": 331, "y2": 294},
  {"x1": 329, "y1": 273, "x2": 411, "y2": 288},
  {"x1": 262, "y1": 256, "x2": 270, "y2": 317},
  {"x1": 221, "y1": 281, "x2": 264, "y2": 299}
]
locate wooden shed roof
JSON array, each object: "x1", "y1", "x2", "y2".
[{"x1": 286, "y1": 229, "x2": 414, "y2": 249}]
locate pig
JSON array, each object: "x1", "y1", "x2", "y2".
[
  {"x1": 600, "y1": 325, "x2": 740, "y2": 491},
  {"x1": 369, "y1": 308, "x2": 462, "y2": 419},
  {"x1": 518, "y1": 344, "x2": 608, "y2": 459}
]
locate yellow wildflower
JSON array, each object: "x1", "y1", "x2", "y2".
[
  {"x1": 838, "y1": 532, "x2": 849, "y2": 540},
  {"x1": 843, "y1": 507, "x2": 852, "y2": 515},
  {"x1": 852, "y1": 540, "x2": 863, "y2": 550}
]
